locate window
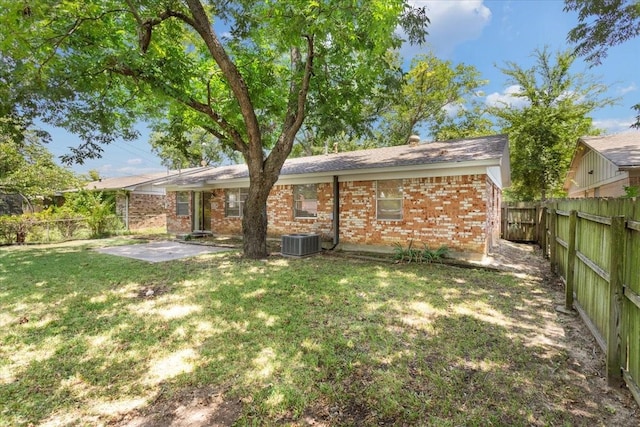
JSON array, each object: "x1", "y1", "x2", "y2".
[
  {"x1": 176, "y1": 192, "x2": 190, "y2": 216},
  {"x1": 376, "y1": 180, "x2": 402, "y2": 220},
  {"x1": 294, "y1": 184, "x2": 318, "y2": 218},
  {"x1": 225, "y1": 188, "x2": 248, "y2": 217}
]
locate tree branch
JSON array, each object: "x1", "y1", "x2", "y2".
[
  {"x1": 264, "y1": 34, "x2": 315, "y2": 177},
  {"x1": 182, "y1": 0, "x2": 262, "y2": 160},
  {"x1": 107, "y1": 61, "x2": 249, "y2": 156}
]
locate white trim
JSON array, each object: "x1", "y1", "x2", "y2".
[
  {"x1": 183, "y1": 162, "x2": 495, "y2": 190},
  {"x1": 126, "y1": 189, "x2": 166, "y2": 196},
  {"x1": 567, "y1": 173, "x2": 629, "y2": 197},
  {"x1": 486, "y1": 166, "x2": 502, "y2": 188},
  {"x1": 376, "y1": 179, "x2": 403, "y2": 221}
]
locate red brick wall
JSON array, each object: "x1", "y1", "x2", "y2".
[
  {"x1": 210, "y1": 189, "x2": 243, "y2": 235},
  {"x1": 337, "y1": 175, "x2": 489, "y2": 253},
  {"x1": 267, "y1": 183, "x2": 334, "y2": 239},
  {"x1": 166, "y1": 191, "x2": 192, "y2": 234},
  {"x1": 115, "y1": 192, "x2": 167, "y2": 231},
  {"x1": 166, "y1": 174, "x2": 496, "y2": 253},
  {"x1": 128, "y1": 193, "x2": 167, "y2": 230}
]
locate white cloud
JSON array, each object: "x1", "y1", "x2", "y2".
[
  {"x1": 593, "y1": 117, "x2": 636, "y2": 134},
  {"x1": 619, "y1": 83, "x2": 638, "y2": 95},
  {"x1": 443, "y1": 102, "x2": 464, "y2": 118},
  {"x1": 126, "y1": 158, "x2": 143, "y2": 165},
  {"x1": 403, "y1": 1, "x2": 492, "y2": 57},
  {"x1": 485, "y1": 85, "x2": 529, "y2": 109}
]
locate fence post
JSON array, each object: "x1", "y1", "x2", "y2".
[
  {"x1": 607, "y1": 215, "x2": 625, "y2": 386},
  {"x1": 565, "y1": 210, "x2": 577, "y2": 310},
  {"x1": 501, "y1": 205, "x2": 507, "y2": 240},
  {"x1": 549, "y1": 208, "x2": 557, "y2": 273},
  {"x1": 540, "y1": 206, "x2": 548, "y2": 258}
]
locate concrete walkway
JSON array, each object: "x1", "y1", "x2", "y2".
[{"x1": 95, "y1": 241, "x2": 232, "y2": 263}]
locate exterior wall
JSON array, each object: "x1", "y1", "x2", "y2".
[
  {"x1": 128, "y1": 193, "x2": 167, "y2": 230},
  {"x1": 210, "y1": 189, "x2": 243, "y2": 236},
  {"x1": 166, "y1": 191, "x2": 192, "y2": 234},
  {"x1": 116, "y1": 192, "x2": 167, "y2": 230},
  {"x1": 569, "y1": 175, "x2": 630, "y2": 198},
  {"x1": 485, "y1": 177, "x2": 502, "y2": 251},
  {"x1": 267, "y1": 183, "x2": 334, "y2": 239},
  {"x1": 350, "y1": 174, "x2": 486, "y2": 253},
  {"x1": 566, "y1": 145, "x2": 630, "y2": 197},
  {"x1": 174, "y1": 173, "x2": 492, "y2": 254}
]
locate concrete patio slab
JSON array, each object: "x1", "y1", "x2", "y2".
[{"x1": 95, "y1": 240, "x2": 232, "y2": 263}]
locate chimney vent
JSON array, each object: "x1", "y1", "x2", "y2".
[{"x1": 408, "y1": 135, "x2": 420, "y2": 146}]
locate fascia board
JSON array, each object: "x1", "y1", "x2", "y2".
[
  {"x1": 569, "y1": 172, "x2": 629, "y2": 193},
  {"x1": 200, "y1": 159, "x2": 500, "y2": 188}
]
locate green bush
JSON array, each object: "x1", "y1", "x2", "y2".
[
  {"x1": 394, "y1": 240, "x2": 449, "y2": 264},
  {"x1": 0, "y1": 215, "x2": 37, "y2": 244},
  {"x1": 61, "y1": 191, "x2": 119, "y2": 238}
]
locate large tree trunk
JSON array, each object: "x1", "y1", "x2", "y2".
[{"x1": 242, "y1": 179, "x2": 271, "y2": 258}]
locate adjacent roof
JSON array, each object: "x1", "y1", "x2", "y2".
[
  {"x1": 84, "y1": 167, "x2": 207, "y2": 191},
  {"x1": 578, "y1": 131, "x2": 640, "y2": 169},
  {"x1": 163, "y1": 134, "x2": 510, "y2": 187}
]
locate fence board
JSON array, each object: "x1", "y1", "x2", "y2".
[
  {"x1": 541, "y1": 198, "x2": 640, "y2": 405},
  {"x1": 501, "y1": 203, "x2": 539, "y2": 241}
]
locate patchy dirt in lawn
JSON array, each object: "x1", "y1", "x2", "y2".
[
  {"x1": 488, "y1": 240, "x2": 639, "y2": 426},
  {"x1": 111, "y1": 385, "x2": 242, "y2": 427},
  {"x1": 108, "y1": 239, "x2": 638, "y2": 426}
]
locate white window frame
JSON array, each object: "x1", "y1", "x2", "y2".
[
  {"x1": 376, "y1": 179, "x2": 403, "y2": 220},
  {"x1": 225, "y1": 188, "x2": 248, "y2": 217},
  {"x1": 176, "y1": 192, "x2": 190, "y2": 216}
]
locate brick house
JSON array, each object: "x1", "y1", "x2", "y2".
[
  {"x1": 161, "y1": 134, "x2": 510, "y2": 256},
  {"x1": 564, "y1": 132, "x2": 640, "y2": 198},
  {"x1": 84, "y1": 168, "x2": 204, "y2": 231}
]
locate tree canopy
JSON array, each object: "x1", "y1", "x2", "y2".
[
  {"x1": 0, "y1": 0, "x2": 428, "y2": 258},
  {"x1": 490, "y1": 48, "x2": 614, "y2": 201},
  {"x1": 565, "y1": 0, "x2": 640, "y2": 128},
  {"x1": 0, "y1": 131, "x2": 78, "y2": 204},
  {"x1": 377, "y1": 53, "x2": 488, "y2": 146}
]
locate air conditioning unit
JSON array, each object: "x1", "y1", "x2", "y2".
[{"x1": 281, "y1": 233, "x2": 321, "y2": 257}]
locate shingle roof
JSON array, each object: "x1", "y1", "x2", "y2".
[
  {"x1": 166, "y1": 134, "x2": 509, "y2": 186},
  {"x1": 84, "y1": 167, "x2": 206, "y2": 191},
  {"x1": 580, "y1": 131, "x2": 640, "y2": 168}
]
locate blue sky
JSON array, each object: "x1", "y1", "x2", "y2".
[{"x1": 47, "y1": 0, "x2": 640, "y2": 178}]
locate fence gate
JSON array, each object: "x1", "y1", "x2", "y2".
[{"x1": 501, "y1": 203, "x2": 539, "y2": 242}]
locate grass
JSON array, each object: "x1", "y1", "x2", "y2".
[{"x1": 0, "y1": 238, "x2": 628, "y2": 426}]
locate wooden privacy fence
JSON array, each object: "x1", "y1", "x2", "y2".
[
  {"x1": 543, "y1": 198, "x2": 640, "y2": 406},
  {"x1": 501, "y1": 202, "x2": 542, "y2": 242}
]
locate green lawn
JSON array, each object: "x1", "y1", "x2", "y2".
[{"x1": 0, "y1": 239, "x2": 633, "y2": 426}]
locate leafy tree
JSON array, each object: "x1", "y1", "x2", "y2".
[
  {"x1": 63, "y1": 190, "x2": 120, "y2": 237},
  {"x1": 0, "y1": 131, "x2": 78, "y2": 209},
  {"x1": 0, "y1": 0, "x2": 428, "y2": 258},
  {"x1": 377, "y1": 53, "x2": 487, "y2": 145},
  {"x1": 150, "y1": 127, "x2": 240, "y2": 169},
  {"x1": 490, "y1": 48, "x2": 615, "y2": 201},
  {"x1": 565, "y1": 0, "x2": 640, "y2": 127},
  {"x1": 430, "y1": 101, "x2": 495, "y2": 141},
  {"x1": 86, "y1": 170, "x2": 101, "y2": 182}
]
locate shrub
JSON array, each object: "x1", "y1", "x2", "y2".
[
  {"x1": 0, "y1": 215, "x2": 37, "y2": 244},
  {"x1": 394, "y1": 241, "x2": 449, "y2": 264}
]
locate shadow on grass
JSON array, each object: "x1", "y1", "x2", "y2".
[{"x1": 0, "y1": 244, "x2": 636, "y2": 426}]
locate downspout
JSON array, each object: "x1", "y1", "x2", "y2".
[{"x1": 329, "y1": 175, "x2": 340, "y2": 250}]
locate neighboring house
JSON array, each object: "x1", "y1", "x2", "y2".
[
  {"x1": 159, "y1": 134, "x2": 510, "y2": 257},
  {"x1": 84, "y1": 168, "x2": 205, "y2": 230},
  {"x1": 0, "y1": 193, "x2": 25, "y2": 216},
  {"x1": 564, "y1": 132, "x2": 640, "y2": 198}
]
